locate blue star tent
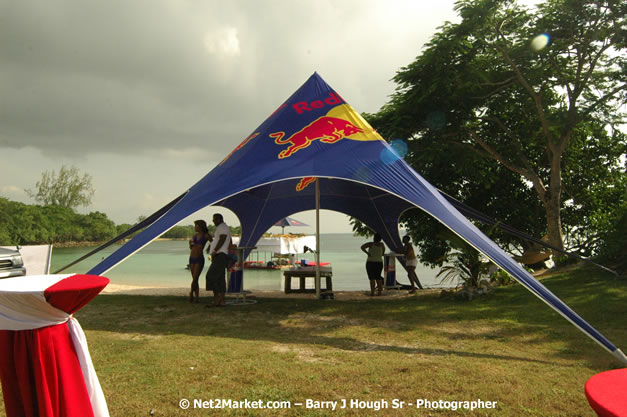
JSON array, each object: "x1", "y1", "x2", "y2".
[{"x1": 88, "y1": 73, "x2": 625, "y2": 365}]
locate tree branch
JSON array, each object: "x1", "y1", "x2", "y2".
[
  {"x1": 481, "y1": 116, "x2": 537, "y2": 174},
  {"x1": 494, "y1": 24, "x2": 553, "y2": 146},
  {"x1": 479, "y1": 77, "x2": 516, "y2": 87},
  {"x1": 472, "y1": 79, "x2": 516, "y2": 99},
  {"x1": 580, "y1": 84, "x2": 626, "y2": 120},
  {"x1": 575, "y1": 42, "x2": 613, "y2": 99},
  {"x1": 468, "y1": 130, "x2": 548, "y2": 202}
]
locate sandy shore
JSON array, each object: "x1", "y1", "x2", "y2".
[{"x1": 100, "y1": 283, "x2": 438, "y2": 300}]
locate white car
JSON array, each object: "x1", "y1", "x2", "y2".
[{"x1": 0, "y1": 247, "x2": 26, "y2": 278}]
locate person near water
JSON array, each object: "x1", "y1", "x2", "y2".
[
  {"x1": 188, "y1": 220, "x2": 211, "y2": 303},
  {"x1": 401, "y1": 235, "x2": 423, "y2": 293},
  {"x1": 205, "y1": 213, "x2": 232, "y2": 307},
  {"x1": 361, "y1": 233, "x2": 385, "y2": 296}
]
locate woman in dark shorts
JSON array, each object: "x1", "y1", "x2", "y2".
[
  {"x1": 361, "y1": 234, "x2": 385, "y2": 296},
  {"x1": 188, "y1": 220, "x2": 212, "y2": 303}
]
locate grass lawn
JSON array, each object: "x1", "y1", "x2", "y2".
[{"x1": 2, "y1": 266, "x2": 625, "y2": 416}]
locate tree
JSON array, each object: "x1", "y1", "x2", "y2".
[
  {"x1": 368, "y1": 0, "x2": 625, "y2": 258},
  {"x1": 78, "y1": 212, "x2": 117, "y2": 242},
  {"x1": 26, "y1": 165, "x2": 95, "y2": 209}
]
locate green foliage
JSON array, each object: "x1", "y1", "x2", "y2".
[
  {"x1": 365, "y1": 0, "x2": 626, "y2": 262},
  {"x1": 490, "y1": 269, "x2": 517, "y2": 286},
  {"x1": 161, "y1": 225, "x2": 194, "y2": 239},
  {"x1": 435, "y1": 230, "x2": 490, "y2": 288},
  {"x1": 116, "y1": 223, "x2": 133, "y2": 235},
  {"x1": 561, "y1": 128, "x2": 627, "y2": 256},
  {"x1": 0, "y1": 224, "x2": 11, "y2": 246},
  {"x1": 26, "y1": 165, "x2": 95, "y2": 209},
  {"x1": 38, "y1": 204, "x2": 81, "y2": 242},
  {"x1": 349, "y1": 217, "x2": 374, "y2": 238},
  {"x1": 595, "y1": 201, "x2": 627, "y2": 273},
  {"x1": 0, "y1": 197, "x2": 117, "y2": 245},
  {"x1": 78, "y1": 212, "x2": 117, "y2": 241},
  {"x1": 207, "y1": 224, "x2": 242, "y2": 236}
]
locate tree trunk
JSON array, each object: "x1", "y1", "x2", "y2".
[
  {"x1": 470, "y1": 128, "x2": 567, "y2": 252},
  {"x1": 544, "y1": 143, "x2": 566, "y2": 251},
  {"x1": 544, "y1": 197, "x2": 564, "y2": 252}
]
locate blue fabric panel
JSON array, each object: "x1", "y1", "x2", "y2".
[{"x1": 87, "y1": 72, "x2": 619, "y2": 356}]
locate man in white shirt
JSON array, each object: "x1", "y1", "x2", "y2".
[{"x1": 205, "y1": 213, "x2": 232, "y2": 306}]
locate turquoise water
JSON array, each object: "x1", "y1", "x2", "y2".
[{"x1": 50, "y1": 234, "x2": 451, "y2": 291}]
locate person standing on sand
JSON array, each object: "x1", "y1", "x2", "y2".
[
  {"x1": 361, "y1": 234, "x2": 385, "y2": 296},
  {"x1": 401, "y1": 235, "x2": 423, "y2": 293},
  {"x1": 188, "y1": 220, "x2": 211, "y2": 303},
  {"x1": 205, "y1": 213, "x2": 231, "y2": 307}
]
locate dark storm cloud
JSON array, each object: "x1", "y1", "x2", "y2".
[
  {"x1": 0, "y1": 0, "x2": 455, "y2": 160},
  {"x1": 0, "y1": 1, "x2": 276, "y2": 157},
  {"x1": 0, "y1": 0, "x2": 463, "y2": 225}
]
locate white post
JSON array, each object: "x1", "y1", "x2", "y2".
[{"x1": 315, "y1": 178, "x2": 321, "y2": 299}]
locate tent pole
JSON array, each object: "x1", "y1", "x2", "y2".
[{"x1": 315, "y1": 178, "x2": 321, "y2": 299}]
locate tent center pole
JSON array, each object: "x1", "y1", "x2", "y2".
[{"x1": 315, "y1": 178, "x2": 321, "y2": 299}]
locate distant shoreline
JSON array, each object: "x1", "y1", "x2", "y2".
[
  {"x1": 51, "y1": 237, "x2": 188, "y2": 248},
  {"x1": 51, "y1": 234, "x2": 340, "y2": 248}
]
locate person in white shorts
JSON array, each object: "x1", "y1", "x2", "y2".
[{"x1": 402, "y1": 235, "x2": 423, "y2": 293}]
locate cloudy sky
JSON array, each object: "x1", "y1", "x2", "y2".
[{"x1": 1, "y1": 1, "x2": 473, "y2": 233}]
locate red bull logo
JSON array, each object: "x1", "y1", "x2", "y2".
[
  {"x1": 270, "y1": 117, "x2": 363, "y2": 159},
  {"x1": 296, "y1": 177, "x2": 316, "y2": 192},
  {"x1": 292, "y1": 92, "x2": 343, "y2": 114}
]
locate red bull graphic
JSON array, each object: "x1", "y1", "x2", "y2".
[
  {"x1": 296, "y1": 177, "x2": 316, "y2": 192},
  {"x1": 292, "y1": 92, "x2": 343, "y2": 114},
  {"x1": 270, "y1": 104, "x2": 385, "y2": 159},
  {"x1": 219, "y1": 132, "x2": 259, "y2": 165},
  {"x1": 270, "y1": 117, "x2": 363, "y2": 159}
]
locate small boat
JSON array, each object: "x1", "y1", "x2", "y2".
[
  {"x1": 299, "y1": 261, "x2": 330, "y2": 267},
  {"x1": 244, "y1": 261, "x2": 282, "y2": 270}
]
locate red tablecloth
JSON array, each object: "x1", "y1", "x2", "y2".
[
  {"x1": 585, "y1": 369, "x2": 627, "y2": 417},
  {"x1": 0, "y1": 274, "x2": 109, "y2": 417}
]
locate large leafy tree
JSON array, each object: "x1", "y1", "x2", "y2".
[
  {"x1": 368, "y1": 0, "x2": 625, "y2": 259},
  {"x1": 26, "y1": 165, "x2": 95, "y2": 210}
]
